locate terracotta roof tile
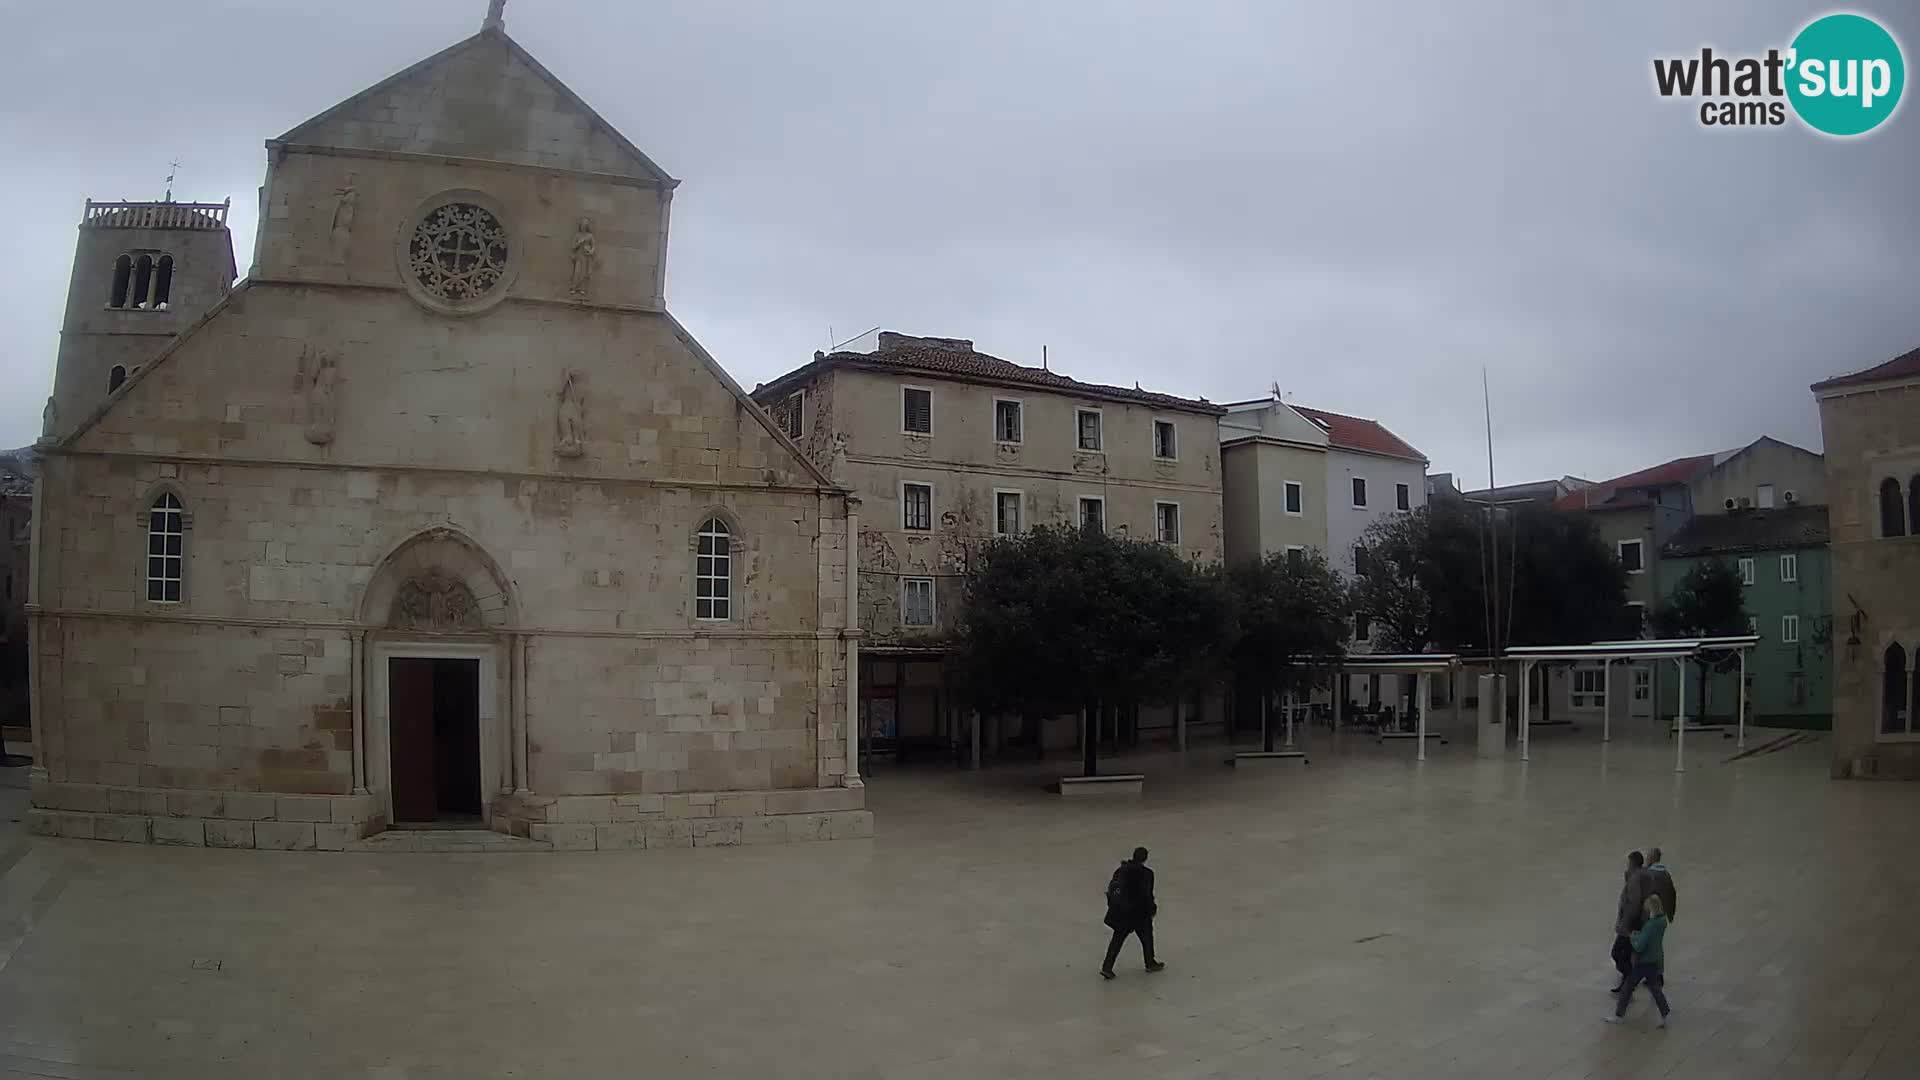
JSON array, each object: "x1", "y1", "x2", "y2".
[
  {"x1": 1288, "y1": 405, "x2": 1426, "y2": 462},
  {"x1": 755, "y1": 338, "x2": 1223, "y2": 413},
  {"x1": 1552, "y1": 454, "x2": 1717, "y2": 511},
  {"x1": 1663, "y1": 504, "x2": 1830, "y2": 557},
  {"x1": 1811, "y1": 345, "x2": 1920, "y2": 392}
]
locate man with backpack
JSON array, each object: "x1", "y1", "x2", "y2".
[{"x1": 1100, "y1": 847, "x2": 1165, "y2": 979}]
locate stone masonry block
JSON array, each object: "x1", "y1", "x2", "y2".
[
  {"x1": 225, "y1": 793, "x2": 278, "y2": 820},
  {"x1": 714, "y1": 793, "x2": 766, "y2": 818},
  {"x1": 54, "y1": 813, "x2": 98, "y2": 840},
  {"x1": 594, "y1": 824, "x2": 642, "y2": 850},
  {"x1": 330, "y1": 795, "x2": 376, "y2": 824},
  {"x1": 206, "y1": 820, "x2": 256, "y2": 849},
  {"x1": 740, "y1": 816, "x2": 788, "y2": 845},
  {"x1": 168, "y1": 791, "x2": 225, "y2": 819},
  {"x1": 664, "y1": 795, "x2": 713, "y2": 819},
  {"x1": 254, "y1": 821, "x2": 318, "y2": 850},
  {"x1": 692, "y1": 818, "x2": 743, "y2": 847},
  {"x1": 25, "y1": 810, "x2": 57, "y2": 837},
  {"x1": 152, "y1": 817, "x2": 207, "y2": 846},
  {"x1": 553, "y1": 796, "x2": 614, "y2": 823},
  {"x1": 275, "y1": 795, "x2": 334, "y2": 822},
  {"x1": 93, "y1": 814, "x2": 153, "y2": 844},
  {"x1": 764, "y1": 788, "x2": 865, "y2": 816},
  {"x1": 106, "y1": 789, "x2": 146, "y2": 816},
  {"x1": 530, "y1": 823, "x2": 595, "y2": 851},
  {"x1": 314, "y1": 823, "x2": 353, "y2": 851},
  {"x1": 61, "y1": 785, "x2": 112, "y2": 815},
  {"x1": 642, "y1": 818, "x2": 692, "y2": 849}
]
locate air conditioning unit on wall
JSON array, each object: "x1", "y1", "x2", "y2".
[
  {"x1": 1784, "y1": 490, "x2": 1798, "y2": 503},
  {"x1": 1724, "y1": 498, "x2": 1736, "y2": 510}
]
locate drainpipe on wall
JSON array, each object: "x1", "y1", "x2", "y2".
[{"x1": 844, "y1": 497, "x2": 862, "y2": 788}]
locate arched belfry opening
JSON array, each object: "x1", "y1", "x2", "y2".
[{"x1": 359, "y1": 528, "x2": 518, "y2": 827}]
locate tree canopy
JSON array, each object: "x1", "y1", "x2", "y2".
[
  {"x1": 1353, "y1": 500, "x2": 1635, "y2": 652},
  {"x1": 1651, "y1": 558, "x2": 1749, "y2": 640},
  {"x1": 947, "y1": 525, "x2": 1232, "y2": 720}
]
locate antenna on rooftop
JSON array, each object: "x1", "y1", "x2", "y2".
[
  {"x1": 164, "y1": 159, "x2": 181, "y2": 202},
  {"x1": 1042, "y1": 345, "x2": 1049, "y2": 371},
  {"x1": 1270, "y1": 381, "x2": 1282, "y2": 401}
]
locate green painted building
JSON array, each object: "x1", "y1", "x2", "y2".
[{"x1": 1658, "y1": 505, "x2": 1832, "y2": 728}]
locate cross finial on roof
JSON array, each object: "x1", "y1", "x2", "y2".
[{"x1": 483, "y1": 0, "x2": 506, "y2": 30}]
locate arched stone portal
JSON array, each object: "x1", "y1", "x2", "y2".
[{"x1": 356, "y1": 528, "x2": 521, "y2": 830}]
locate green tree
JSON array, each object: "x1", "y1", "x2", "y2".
[
  {"x1": 947, "y1": 525, "x2": 1232, "y2": 776},
  {"x1": 1652, "y1": 558, "x2": 1750, "y2": 719},
  {"x1": 1225, "y1": 549, "x2": 1350, "y2": 751},
  {"x1": 1352, "y1": 511, "x2": 1433, "y2": 653}
]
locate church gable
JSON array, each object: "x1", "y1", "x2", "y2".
[
  {"x1": 64, "y1": 284, "x2": 828, "y2": 491},
  {"x1": 275, "y1": 29, "x2": 674, "y2": 184}
]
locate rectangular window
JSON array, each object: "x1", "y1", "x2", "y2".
[
  {"x1": 1572, "y1": 667, "x2": 1605, "y2": 708},
  {"x1": 1757, "y1": 483, "x2": 1775, "y2": 508},
  {"x1": 1351, "y1": 477, "x2": 1368, "y2": 507},
  {"x1": 1632, "y1": 666, "x2": 1651, "y2": 701},
  {"x1": 1396, "y1": 482, "x2": 1410, "y2": 511},
  {"x1": 901, "y1": 578, "x2": 935, "y2": 627},
  {"x1": 1076, "y1": 409, "x2": 1103, "y2": 452},
  {"x1": 1284, "y1": 481, "x2": 1303, "y2": 515},
  {"x1": 1354, "y1": 613, "x2": 1371, "y2": 642},
  {"x1": 1788, "y1": 671, "x2": 1808, "y2": 706},
  {"x1": 1748, "y1": 615, "x2": 1760, "y2": 636},
  {"x1": 902, "y1": 387, "x2": 932, "y2": 434},
  {"x1": 1626, "y1": 601, "x2": 1647, "y2": 636},
  {"x1": 780, "y1": 391, "x2": 805, "y2": 440},
  {"x1": 1155, "y1": 502, "x2": 1181, "y2": 544},
  {"x1": 902, "y1": 482, "x2": 933, "y2": 531},
  {"x1": 1153, "y1": 420, "x2": 1177, "y2": 460},
  {"x1": 1079, "y1": 496, "x2": 1105, "y2": 533},
  {"x1": 1618, "y1": 539, "x2": 1643, "y2": 574},
  {"x1": 1353, "y1": 545, "x2": 1370, "y2": 576},
  {"x1": 994, "y1": 399, "x2": 1023, "y2": 444},
  {"x1": 1781, "y1": 614, "x2": 1800, "y2": 643},
  {"x1": 1779, "y1": 553, "x2": 1798, "y2": 583},
  {"x1": 995, "y1": 490, "x2": 1022, "y2": 536},
  {"x1": 1738, "y1": 557, "x2": 1756, "y2": 586},
  {"x1": 1285, "y1": 545, "x2": 1305, "y2": 570}
]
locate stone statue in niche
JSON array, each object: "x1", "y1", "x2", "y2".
[
  {"x1": 390, "y1": 573, "x2": 483, "y2": 632},
  {"x1": 39, "y1": 396, "x2": 56, "y2": 441},
  {"x1": 555, "y1": 370, "x2": 586, "y2": 458},
  {"x1": 297, "y1": 345, "x2": 338, "y2": 446},
  {"x1": 329, "y1": 178, "x2": 357, "y2": 264},
  {"x1": 828, "y1": 433, "x2": 850, "y2": 484},
  {"x1": 568, "y1": 217, "x2": 596, "y2": 298}
]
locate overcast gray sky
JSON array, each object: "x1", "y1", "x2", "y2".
[{"x1": 4, "y1": 1, "x2": 1915, "y2": 483}]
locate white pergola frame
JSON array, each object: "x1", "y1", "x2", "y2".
[
  {"x1": 1329, "y1": 654, "x2": 1462, "y2": 762},
  {"x1": 1504, "y1": 635, "x2": 1760, "y2": 772}
]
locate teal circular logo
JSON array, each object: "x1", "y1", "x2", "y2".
[{"x1": 1787, "y1": 13, "x2": 1905, "y2": 136}]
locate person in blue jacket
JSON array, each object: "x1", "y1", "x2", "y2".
[{"x1": 1606, "y1": 892, "x2": 1671, "y2": 1027}]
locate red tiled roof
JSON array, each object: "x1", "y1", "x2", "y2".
[
  {"x1": 1288, "y1": 405, "x2": 1426, "y2": 462},
  {"x1": 755, "y1": 339, "x2": 1224, "y2": 414},
  {"x1": 1552, "y1": 454, "x2": 1716, "y2": 511},
  {"x1": 1811, "y1": 345, "x2": 1920, "y2": 392}
]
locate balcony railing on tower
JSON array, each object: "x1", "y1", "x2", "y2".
[{"x1": 83, "y1": 198, "x2": 230, "y2": 231}]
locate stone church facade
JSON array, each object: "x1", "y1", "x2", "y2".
[{"x1": 27, "y1": 13, "x2": 867, "y2": 849}]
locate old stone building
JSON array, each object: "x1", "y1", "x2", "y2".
[
  {"x1": 1812, "y1": 345, "x2": 1920, "y2": 779},
  {"x1": 753, "y1": 332, "x2": 1226, "y2": 761},
  {"x1": 27, "y1": 9, "x2": 866, "y2": 849}
]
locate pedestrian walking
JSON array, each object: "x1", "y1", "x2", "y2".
[
  {"x1": 1100, "y1": 847, "x2": 1164, "y2": 979},
  {"x1": 1610, "y1": 850, "x2": 1650, "y2": 992},
  {"x1": 1645, "y1": 847, "x2": 1677, "y2": 923},
  {"x1": 1606, "y1": 893, "x2": 1672, "y2": 1028}
]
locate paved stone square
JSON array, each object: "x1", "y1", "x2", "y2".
[{"x1": 0, "y1": 722, "x2": 1915, "y2": 1079}]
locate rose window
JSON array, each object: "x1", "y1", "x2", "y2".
[{"x1": 408, "y1": 204, "x2": 509, "y2": 302}]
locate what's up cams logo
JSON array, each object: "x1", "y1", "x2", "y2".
[{"x1": 1654, "y1": 12, "x2": 1905, "y2": 136}]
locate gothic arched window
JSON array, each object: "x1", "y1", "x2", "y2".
[
  {"x1": 131, "y1": 254, "x2": 155, "y2": 309},
  {"x1": 109, "y1": 254, "x2": 132, "y2": 308},
  {"x1": 1880, "y1": 477, "x2": 1906, "y2": 538},
  {"x1": 108, "y1": 365, "x2": 127, "y2": 392},
  {"x1": 1885, "y1": 642, "x2": 1910, "y2": 735},
  {"x1": 153, "y1": 254, "x2": 174, "y2": 308}
]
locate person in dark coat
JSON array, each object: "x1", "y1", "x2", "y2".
[
  {"x1": 1611, "y1": 851, "x2": 1650, "y2": 992},
  {"x1": 1100, "y1": 847, "x2": 1164, "y2": 979},
  {"x1": 1645, "y1": 847, "x2": 1677, "y2": 924}
]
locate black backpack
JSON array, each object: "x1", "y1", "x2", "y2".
[{"x1": 1105, "y1": 863, "x2": 1132, "y2": 909}]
